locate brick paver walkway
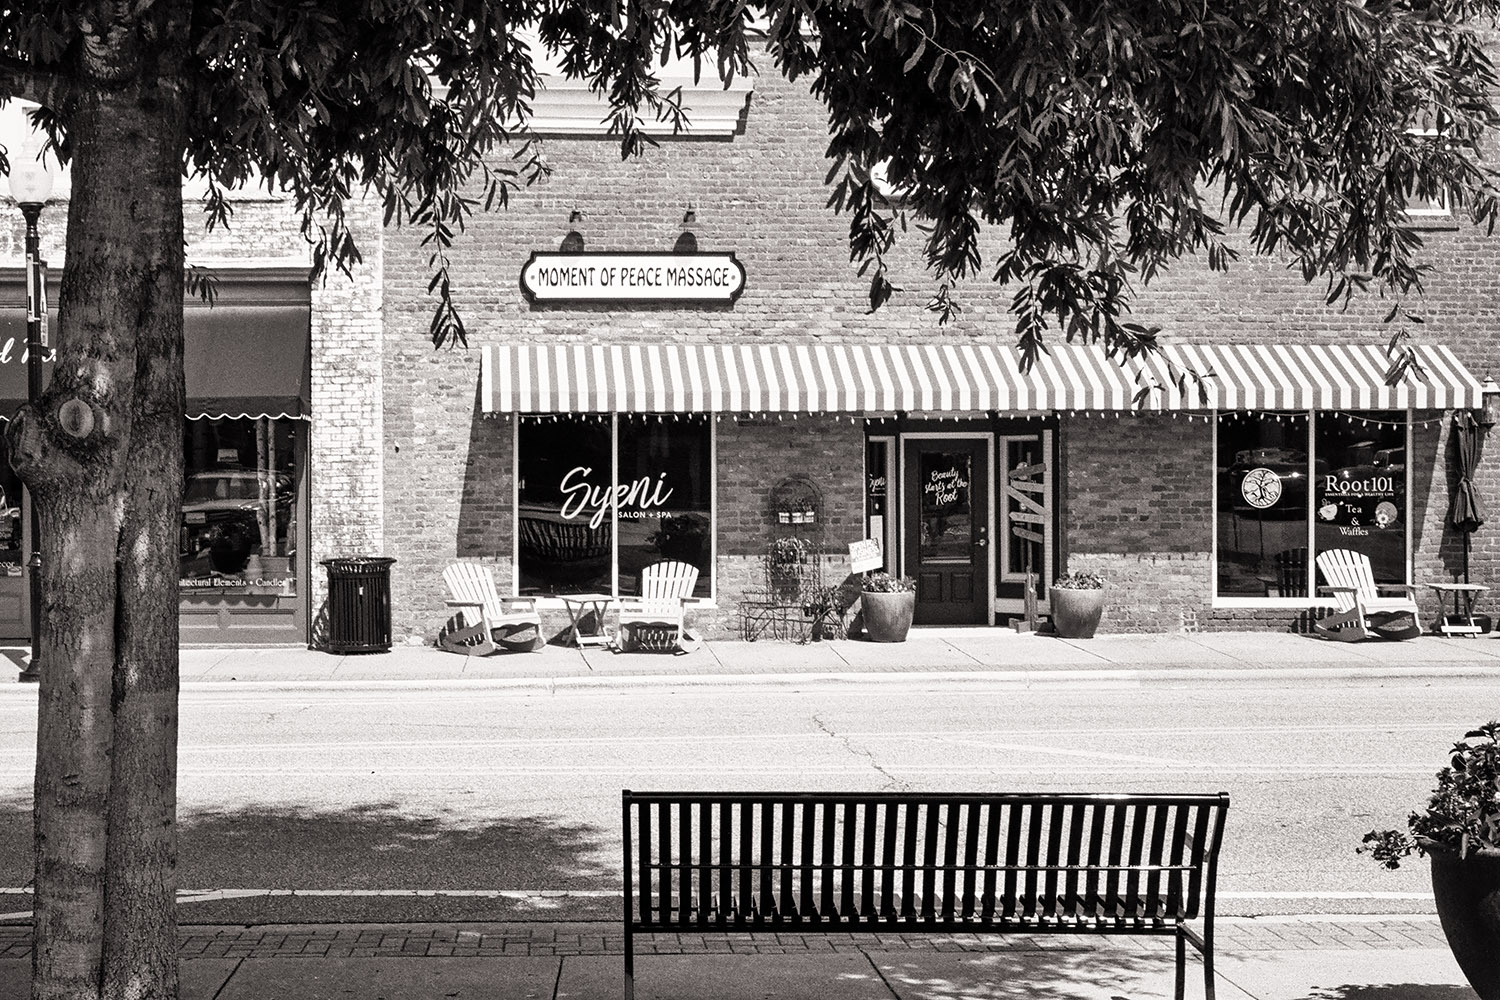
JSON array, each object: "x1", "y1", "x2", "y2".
[{"x1": 0, "y1": 918, "x2": 1450, "y2": 961}]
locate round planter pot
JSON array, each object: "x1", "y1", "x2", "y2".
[
  {"x1": 1050, "y1": 588, "x2": 1105, "y2": 639},
  {"x1": 862, "y1": 590, "x2": 915, "y2": 643},
  {"x1": 1431, "y1": 846, "x2": 1500, "y2": 1000}
]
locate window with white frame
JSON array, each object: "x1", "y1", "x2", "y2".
[
  {"x1": 516, "y1": 414, "x2": 713, "y2": 598},
  {"x1": 1215, "y1": 410, "x2": 1408, "y2": 599}
]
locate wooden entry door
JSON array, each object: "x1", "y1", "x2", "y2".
[{"x1": 903, "y1": 437, "x2": 990, "y2": 625}]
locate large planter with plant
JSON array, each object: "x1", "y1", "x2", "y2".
[
  {"x1": 860, "y1": 572, "x2": 916, "y2": 643},
  {"x1": 1050, "y1": 572, "x2": 1105, "y2": 638},
  {"x1": 1361, "y1": 721, "x2": 1500, "y2": 1000}
]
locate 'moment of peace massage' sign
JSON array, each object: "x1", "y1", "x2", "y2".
[{"x1": 520, "y1": 252, "x2": 746, "y2": 304}]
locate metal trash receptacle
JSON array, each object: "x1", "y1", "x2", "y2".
[{"x1": 322, "y1": 556, "x2": 397, "y2": 653}]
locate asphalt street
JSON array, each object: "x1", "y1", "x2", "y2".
[{"x1": 0, "y1": 672, "x2": 1484, "y2": 924}]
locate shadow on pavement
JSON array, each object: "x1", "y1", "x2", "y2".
[
  {"x1": 1, "y1": 797, "x2": 618, "y2": 924},
  {"x1": 872, "y1": 946, "x2": 1183, "y2": 1000}
]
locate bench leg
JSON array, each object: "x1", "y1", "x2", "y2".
[
  {"x1": 1175, "y1": 927, "x2": 1187, "y2": 1000},
  {"x1": 1179, "y1": 923, "x2": 1214, "y2": 1000}
]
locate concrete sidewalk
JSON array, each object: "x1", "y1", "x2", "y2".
[
  {"x1": 0, "y1": 917, "x2": 1478, "y2": 999},
  {"x1": 71, "y1": 628, "x2": 1500, "y2": 688}
]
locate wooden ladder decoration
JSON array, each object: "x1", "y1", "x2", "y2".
[{"x1": 1008, "y1": 459, "x2": 1048, "y2": 633}]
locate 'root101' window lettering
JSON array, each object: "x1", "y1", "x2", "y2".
[
  {"x1": 1216, "y1": 410, "x2": 1408, "y2": 599},
  {"x1": 517, "y1": 414, "x2": 712, "y2": 598}
]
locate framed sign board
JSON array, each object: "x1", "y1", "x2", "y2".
[
  {"x1": 849, "y1": 538, "x2": 883, "y2": 574},
  {"x1": 520, "y1": 252, "x2": 746, "y2": 305}
]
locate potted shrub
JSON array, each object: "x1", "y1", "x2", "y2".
[
  {"x1": 860, "y1": 572, "x2": 916, "y2": 642},
  {"x1": 1050, "y1": 572, "x2": 1106, "y2": 638},
  {"x1": 1360, "y1": 721, "x2": 1500, "y2": 1000}
]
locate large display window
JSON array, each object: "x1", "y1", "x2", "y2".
[
  {"x1": 517, "y1": 414, "x2": 713, "y2": 598},
  {"x1": 1216, "y1": 410, "x2": 1408, "y2": 599},
  {"x1": 180, "y1": 417, "x2": 300, "y2": 596}
]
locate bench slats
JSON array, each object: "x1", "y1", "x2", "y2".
[
  {"x1": 638, "y1": 801, "x2": 652, "y2": 926},
  {"x1": 840, "y1": 801, "x2": 857, "y2": 918},
  {"x1": 1042, "y1": 801, "x2": 1065, "y2": 921},
  {"x1": 741, "y1": 803, "x2": 756, "y2": 929},
  {"x1": 624, "y1": 792, "x2": 1228, "y2": 934},
  {"x1": 1063, "y1": 801, "x2": 1086, "y2": 920},
  {"x1": 658, "y1": 801, "x2": 673, "y2": 924},
  {"x1": 1002, "y1": 802, "x2": 1023, "y2": 919},
  {"x1": 1144, "y1": 803, "x2": 1170, "y2": 920},
  {"x1": 980, "y1": 801, "x2": 1002, "y2": 922},
  {"x1": 1167, "y1": 803, "x2": 1191, "y2": 920}
]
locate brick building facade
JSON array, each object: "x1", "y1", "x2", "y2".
[
  {"x1": 365, "y1": 64, "x2": 1495, "y2": 643},
  {"x1": 3, "y1": 60, "x2": 1495, "y2": 647}
]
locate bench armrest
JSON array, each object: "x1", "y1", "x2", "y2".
[
  {"x1": 1317, "y1": 585, "x2": 1359, "y2": 595},
  {"x1": 1376, "y1": 584, "x2": 1419, "y2": 596}
]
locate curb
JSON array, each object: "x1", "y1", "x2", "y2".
[{"x1": 159, "y1": 661, "x2": 1500, "y2": 692}]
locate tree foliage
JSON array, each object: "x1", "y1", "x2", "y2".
[{"x1": 6, "y1": 1, "x2": 1496, "y2": 363}]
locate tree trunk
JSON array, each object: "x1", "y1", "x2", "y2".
[{"x1": 8, "y1": 69, "x2": 188, "y2": 1000}]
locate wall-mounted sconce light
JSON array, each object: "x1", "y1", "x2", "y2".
[
  {"x1": 1479, "y1": 375, "x2": 1500, "y2": 429},
  {"x1": 560, "y1": 207, "x2": 585, "y2": 254},
  {"x1": 674, "y1": 204, "x2": 699, "y2": 254}
]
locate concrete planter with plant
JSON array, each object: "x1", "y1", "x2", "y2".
[
  {"x1": 860, "y1": 572, "x2": 916, "y2": 642},
  {"x1": 1361, "y1": 721, "x2": 1500, "y2": 1000},
  {"x1": 1050, "y1": 572, "x2": 1105, "y2": 638}
]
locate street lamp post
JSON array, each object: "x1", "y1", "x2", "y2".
[{"x1": 8, "y1": 155, "x2": 53, "y2": 684}]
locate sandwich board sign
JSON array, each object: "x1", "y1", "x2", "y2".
[{"x1": 849, "y1": 538, "x2": 883, "y2": 574}]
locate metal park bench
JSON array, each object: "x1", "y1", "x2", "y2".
[{"x1": 622, "y1": 790, "x2": 1229, "y2": 1000}]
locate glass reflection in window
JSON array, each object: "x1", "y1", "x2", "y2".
[
  {"x1": 180, "y1": 418, "x2": 299, "y2": 596},
  {"x1": 516, "y1": 416, "x2": 614, "y2": 596},
  {"x1": 617, "y1": 415, "x2": 711, "y2": 597},
  {"x1": 1314, "y1": 411, "x2": 1406, "y2": 585},
  {"x1": 1216, "y1": 412, "x2": 1312, "y2": 597}
]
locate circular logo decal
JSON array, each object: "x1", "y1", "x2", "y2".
[
  {"x1": 1375, "y1": 501, "x2": 1399, "y2": 528},
  {"x1": 1240, "y1": 468, "x2": 1283, "y2": 509}
]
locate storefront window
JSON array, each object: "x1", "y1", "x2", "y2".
[
  {"x1": 617, "y1": 415, "x2": 711, "y2": 596},
  {"x1": 1216, "y1": 410, "x2": 1408, "y2": 598},
  {"x1": 516, "y1": 414, "x2": 714, "y2": 598},
  {"x1": 1314, "y1": 411, "x2": 1406, "y2": 585},
  {"x1": 180, "y1": 417, "x2": 299, "y2": 596},
  {"x1": 1217, "y1": 412, "x2": 1313, "y2": 597},
  {"x1": 517, "y1": 416, "x2": 614, "y2": 595},
  {"x1": 0, "y1": 441, "x2": 21, "y2": 581}
]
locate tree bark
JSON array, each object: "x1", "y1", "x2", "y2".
[{"x1": 7, "y1": 51, "x2": 188, "y2": 1000}]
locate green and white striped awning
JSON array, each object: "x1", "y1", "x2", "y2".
[{"x1": 480, "y1": 342, "x2": 1486, "y2": 414}]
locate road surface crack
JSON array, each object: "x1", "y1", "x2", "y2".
[{"x1": 813, "y1": 713, "x2": 908, "y2": 791}]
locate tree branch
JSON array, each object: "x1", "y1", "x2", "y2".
[{"x1": 0, "y1": 55, "x2": 72, "y2": 110}]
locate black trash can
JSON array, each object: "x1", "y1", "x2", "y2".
[{"x1": 322, "y1": 556, "x2": 397, "y2": 653}]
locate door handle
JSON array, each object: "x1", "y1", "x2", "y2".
[{"x1": 974, "y1": 537, "x2": 988, "y2": 548}]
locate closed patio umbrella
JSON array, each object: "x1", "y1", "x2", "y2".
[{"x1": 1451, "y1": 410, "x2": 1487, "y2": 582}]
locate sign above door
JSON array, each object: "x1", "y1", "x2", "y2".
[{"x1": 520, "y1": 252, "x2": 746, "y2": 305}]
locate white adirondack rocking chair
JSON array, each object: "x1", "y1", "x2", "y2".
[
  {"x1": 438, "y1": 563, "x2": 545, "y2": 654},
  {"x1": 1313, "y1": 548, "x2": 1421, "y2": 641},
  {"x1": 616, "y1": 561, "x2": 700, "y2": 653}
]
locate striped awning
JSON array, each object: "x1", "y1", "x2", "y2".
[{"x1": 480, "y1": 343, "x2": 1486, "y2": 414}]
